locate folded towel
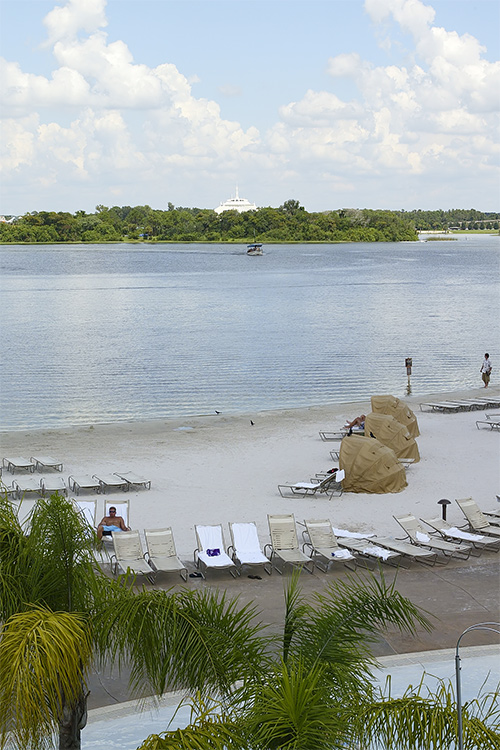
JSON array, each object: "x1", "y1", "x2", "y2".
[
  {"x1": 333, "y1": 527, "x2": 375, "y2": 539},
  {"x1": 364, "y1": 546, "x2": 390, "y2": 560},
  {"x1": 416, "y1": 531, "x2": 431, "y2": 543},
  {"x1": 331, "y1": 549, "x2": 353, "y2": 560},
  {"x1": 447, "y1": 527, "x2": 484, "y2": 542}
]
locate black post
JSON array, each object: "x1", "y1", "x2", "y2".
[{"x1": 438, "y1": 498, "x2": 451, "y2": 521}]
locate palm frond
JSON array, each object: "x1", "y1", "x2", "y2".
[
  {"x1": 244, "y1": 658, "x2": 348, "y2": 750},
  {"x1": 93, "y1": 587, "x2": 268, "y2": 699},
  {"x1": 282, "y1": 571, "x2": 310, "y2": 664},
  {"x1": 0, "y1": 607, "x2": 92, "y2": 750},
  {"x1": 137, "y1": 694, "x2": 247, "y2": 749},
  {"x1": 352, "y1": 680, "x2": 500, "y2": 750}
]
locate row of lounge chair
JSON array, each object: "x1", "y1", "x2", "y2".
[
  {"x1": 419, "y1": 398, "x2": 500, "y2": 413},
  {"x1": 1, "y1": 471, "x2": 152, "y2": 499},
  {"x1": 99, "y1": 498, "x2": 500, "y2": 583},
  {"x1": 2, "y1": 455, "x2": 64, "y2": 473}
]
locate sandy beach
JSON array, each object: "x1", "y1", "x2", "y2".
[{"x1": 1, "y1": 386, "x2": 499, "y2": 557}]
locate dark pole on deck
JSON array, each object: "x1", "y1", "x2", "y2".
[{"x1": 438, "y1": 498, "x2": 451, "y2": 520}]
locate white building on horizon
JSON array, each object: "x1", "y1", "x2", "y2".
[{"x1": 214, "y1": 187, "x2": 257, "y2": 214}]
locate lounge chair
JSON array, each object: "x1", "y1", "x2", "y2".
[
  {"x1": 72, "y1": 498, "x2": 97, "y2": 527},
  {"x1": 113, "y1": 471, "x2": 151, "y2": 490},
  {"x1": 41, "y1": 476, "x2": 68, "y2": 497},
  {"x1": 302, "y1": 519, "x2": 356, "y2": 572},
  {"x1": 228, "y1": 522, "x2": 272, "y2": 575},
  {"x1": 483, "y1": 506, "x2": 500, "y2": 522},
  {"x1": 12, "y1": 476, "x2": 43, "y2": 500},
  {"x1": 421, "y1": 516, "x2": 499, "y2": 553},
  {"x1": 393, "y1": 514, "x2": 471, "y2": 559},
  {"x1": 110, "y1": 530, "x2": 155, "y2": 582},
  {"x1": 2, "y1": 457, "x2": 35, "y2": 474},
  {"x1": 144, "y1": 527, "x2": 188, "y2": 581},
  {"x1": 30, "y1": 455, "x2": 63, "y2": 472},
  {"x1": 68, "y1": 475, "x2": 101, "y2": 495},
  {"x1": 194, "y1": 524, "x2": 238, "y2": 579},
  {"x1": 418, "y1": 402, "x2": 465, "y2": 413},
  {"x1": 476, "y1": 420, "x2": 500, "y2": 431},
  {"x1": 278, "y1": 469, "x2": 345, "y2": 499},
  {"x1": 335, "y1": 535, "x2": 402, "y2": 566},
  {"x1": 0, "y1": 479, "x2": 17, "y2": 500},
  {"x1": 265, "y1": 514, "x2": 314, "y2": 574},
  {"x1": 455, "y1": 498, "x2": 500, "y2": 539},
  {"x1": 371, "y1": 536, "x2": 438, "y2": 566},
  {"x1": 319, "y1": 431, "x2": 346, "y2": 441},
  {"x1": 92, "y1": 473, "x2": 130, "y2": 493}
]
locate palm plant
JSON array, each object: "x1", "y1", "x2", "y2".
[
  {"x1": 137, "y1": 574, "x2": 500, "y2": 750},
  {"x1": 0, "y1": 495, "x2": 265, "y2": 750}
]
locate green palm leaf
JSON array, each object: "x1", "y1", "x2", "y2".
[{"x1": 0, "y1": 606, "x2": 92, "y2": 750}]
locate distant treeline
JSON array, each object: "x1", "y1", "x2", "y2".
[{"x1": 0, "y1": 202, "x2": 498, "y2": 244}]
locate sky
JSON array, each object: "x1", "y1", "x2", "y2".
[{"x1": 0, "y1": 0, "x2": 499, "y2": 215}]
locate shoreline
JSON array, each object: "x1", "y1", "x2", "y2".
[{"x1": 1, "y1": 385, "x2": 496, "y2": 439}]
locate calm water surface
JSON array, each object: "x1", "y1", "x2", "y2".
[{"x1": 1, "y1": 237, "x2": 498, "y2": 430}]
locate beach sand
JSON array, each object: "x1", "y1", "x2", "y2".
[
  {"x1": 1, "y1": 387, "x2": 499, "y2": 709},
  {"x1": 2, "y1": 386, "x2": 499, "y2": 555}
]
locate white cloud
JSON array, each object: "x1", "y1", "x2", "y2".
[{"x1": 0, "y1": 0, "x2": 498, "y2": 211}]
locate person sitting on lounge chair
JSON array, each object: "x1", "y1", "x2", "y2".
[
  {"x1": 97, "y1": 507, "x2": 129, "y2": 539},
  {"x1": 344, "y1": 415, "x2": 366, "y2": 431}
]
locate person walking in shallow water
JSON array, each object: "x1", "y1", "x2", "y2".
[{"x1": 480, "y1": 353, "x2": 492, "y2": 387}]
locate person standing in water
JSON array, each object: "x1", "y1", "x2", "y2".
[{"x1": 480, "y1": 353, "x2": 492, "y2": 387}]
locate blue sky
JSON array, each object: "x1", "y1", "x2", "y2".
[{"x1": 1, "y1": 0, "x2": 499, "y2": 214}]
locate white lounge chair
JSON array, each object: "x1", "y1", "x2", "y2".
[
  {"x1": 114, "y1": 472, "x2": 151, "y2": 490},
  {"x1": 144, "y1": 527, "x2": 188, "y2": 581},
  {"x1": 265, "y1": 514, "x2": 314, "y2": 575},
  {"x1": 92, "y1": 473, "x2": 130, "y2": 493},
  {"x1": 12, "y1": 476, "x2": 43, "y2": 500},
  {"x1": 334, "y1": 534, "x2": 402, "y2": 567},
  {"x1": 30, "y1": 455, "x2": 63, "y2": 472},
  {"x1": 419, "y1": 402, "x2": 465, "y2": 413},
  {"x1": 2, "y1": 457, "x2": 35, "y2": 474},
  {"x1": 476, "y1": 420, "x2": 500, "y2": 431},
  {"x1": 421, "y1": 516, "x2": 499, "y2": 553},
  {"x1": 394, "y1": 514, "x2": 471, "y2": 559},
  {"x1": 302, "y1": 519, "x2": 356, "y2": 572},
  {"x1": 41, "y1": 476, "x2": 68, "y2": 497},
  {"x1": 455, "y1": 498, "x2": 500, "y2": 539},
  {"x1": 72, "y1": 498, "x2": 97, "y2": 527},
  {"x1": 68, "y1": 475, "x2": 101, "y2": 495},
  {"x1": 228, "y1": 522, "x2": 272, "y2": 576},
  {"x1": 110, "y1": 530, "x2": 155, "y2": 582},
  {"x1": 278, "y1": 469, "x2": 345, "y2": 499},
  {"x1": 370, "y1": 536, "x2": 438, "y2": 566},
  {"x1": 194, "y1": 524, "x2": 238, "y2": 579}
]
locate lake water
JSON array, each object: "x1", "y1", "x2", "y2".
[{"x1": 0, "y1": 236, "x2": 498, "y2": 431}]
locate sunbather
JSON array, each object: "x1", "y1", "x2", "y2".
[
  {"x1": 344, "y1": 414, "x2": 366, "y2": 430},
  {"x1": 97, "y1": 507, "x2": 129, "y2": 539}
]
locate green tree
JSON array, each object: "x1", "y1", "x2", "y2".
[{"x1": 0, "y1": 495, "x2": 264, "y2": 750}]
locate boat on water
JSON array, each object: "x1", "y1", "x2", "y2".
[{"x1": 247, "y1": 243, "x2": 263, "y2": 256}]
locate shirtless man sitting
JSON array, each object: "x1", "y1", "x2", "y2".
[{"x1": 97, "y1": 506, "x2": 129, "y2": 539}]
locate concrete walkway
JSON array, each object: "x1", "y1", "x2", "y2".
[{"x1": 87, "y1": 551, "x2": 500, "y2": 710}]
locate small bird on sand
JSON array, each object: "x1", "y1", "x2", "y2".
[
  {"x1": 250, "y1": 420, "x2": 254, "y2": 425},
  {"x1": 215, "y1": 410, "x2": 221, "y2": 414}
]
